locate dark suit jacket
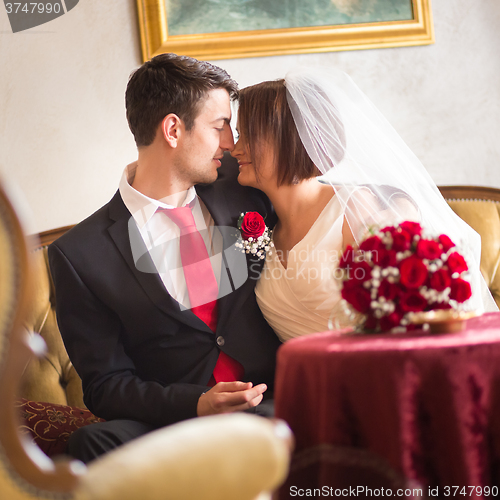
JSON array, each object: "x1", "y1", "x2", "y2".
[{"x1": 48, "y1": 155, "x2": 281, "y2": 427}]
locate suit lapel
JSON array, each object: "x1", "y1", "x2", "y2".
[
  {"x1": 197, "y1": 183, "x2": 266, "y2": 333},
  {"x1": 196, "y1": 181, "x2": 232, "y2": 226},
  {"x1": 107, "y1": 192, "x2": 212, "y2": 333}
]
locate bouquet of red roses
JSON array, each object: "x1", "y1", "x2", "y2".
[{"x1": 339, "y1": 221, "x2": 472, "y2": 332}]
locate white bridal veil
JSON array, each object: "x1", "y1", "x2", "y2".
[{"x1": 284, "y1": 67, "x2": 497, "y2": 313}]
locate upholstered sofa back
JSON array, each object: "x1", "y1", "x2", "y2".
[
  {"x1": 439, "y1": 186, "x2": 500, "y2": 309},
  {"x1": 20, "y1": 227, "x2": 84, "y2": 407},
  {"x1": 18, "y1": 187, "x2": 500, "y2": 406}
]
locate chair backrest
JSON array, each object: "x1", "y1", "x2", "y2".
[
  {"x1": 0, "y1": 185, "x2": 81, "y2": 497},
  {"x1": 438, "y1": 185, "x2": 500, "y2": 308}
]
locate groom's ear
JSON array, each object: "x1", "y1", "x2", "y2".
[{"x1": 161, "y1": 114, "x2": 183, "y2": 148}]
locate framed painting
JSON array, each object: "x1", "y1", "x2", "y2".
[{"x1": 137, "y1": 0, "x2": 434, "y2": 62}]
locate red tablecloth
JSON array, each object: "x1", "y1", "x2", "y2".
[{"x1": 275, "y1": 312, "x2": 500, "y2": 496}]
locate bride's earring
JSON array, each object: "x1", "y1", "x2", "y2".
[{"x1": 292, "y1": 175, "x2": 300, "y2": 185}]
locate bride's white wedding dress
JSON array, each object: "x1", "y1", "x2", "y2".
[{"x1": 255, "y1": 193, "x2": 346, "y2": 342}]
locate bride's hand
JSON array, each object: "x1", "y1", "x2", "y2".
[{"x1": 197, "y1": 381, "x2": 267, "y2": 416}]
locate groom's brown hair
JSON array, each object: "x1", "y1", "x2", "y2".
[{"x1": 237, "y1": 79, "x2": 320, "y2": 186}]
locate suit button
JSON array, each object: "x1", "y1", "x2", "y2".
[{"x1": 216, "y1": 336, "x2": 225, "y2": 346}]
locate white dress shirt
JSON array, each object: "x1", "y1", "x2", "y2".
[{"x1": 119, "y1": 162, "x2": 222, "y2": 310}]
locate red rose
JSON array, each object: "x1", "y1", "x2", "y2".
[
  {"x1": 364, "y1": 314, "x2": 378, "y2": 331},
  {"x1": 342, "y1": 278, "x2": 363, "y2": 290},
  {"x1": 450, "y1": 278, "x2": 472, "y2": 303},
  {"x1": 359, "y1": 235, "x2": 384, "y2": 252},
  {"x1": 373, "y1": 248, "x2": 398, "y2": 267},
  {"x1": 348, "y1": 260, "x2": 372, "y2": 282},
  {"x1": 400, "y1": 291, "x2": 427, "y2": 312},
  {"x1": 399, "y1": 256, "x2": 428, "y2": 289},
  {"x1": 438, "y1": 234, "x2": 455, "y2": 252},
  {"x1": 416, "y1": 239, "x2": 442, "y2": 260},
  {"x1": 429, "y1": 268, "x2": 452, "y2": 292},
  {"x1": 240, "y1": 212, "x2": 265, "y2": 240},
  {"x1": 392, "y1": 230, "x2": 411, "y2": 252},
  {"x1": 447, "y1": 252, "x2": 468, "y2": 274},
  {"x1": 341, "y1": 286, "x2": 372, "y2": 313},
  {"x1": 339, "y1": 245, "x2": 355, "y2": 269},
  {"x1": 379, "y1": 279, "x2": 399, "y2": 300},
  {"x1": 399, "y1": 221, "x2": 422, "y2": 237},
  {"x1": 380, "y1": 311, "x2": 403, "y2": 331}
]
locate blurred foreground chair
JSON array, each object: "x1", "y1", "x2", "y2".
[{"x1": 0, "y1": 180, "x2": 292, "y2": 500}]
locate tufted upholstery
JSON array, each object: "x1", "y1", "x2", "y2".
[
  {"x1": 18, "y1": 186, "x2": 500, "y2": 404},
  {"x1": 439, "y1": 186, "x2": 500, "y2": 309},
  {"x1": 20, "y1": 246, "x2": 84, "y2": 406},
  {"x1": 19, "y1": 227, "x2": 84, "y2": 408}
]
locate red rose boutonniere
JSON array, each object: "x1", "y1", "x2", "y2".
[
  {"x1": 339, "y1": 221, "x2": 473, "y2": 333},
  {"x1": 236, "y1": 212, "x2": 273, "y2": 260}
]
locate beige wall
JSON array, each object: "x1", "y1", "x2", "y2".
[{"x1": 1, "y1": 0, "x2": 499, "y2": 233}]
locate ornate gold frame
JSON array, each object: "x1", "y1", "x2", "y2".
[{"x1": 137, "y1": 0, "x2": 434, "y2": 62}]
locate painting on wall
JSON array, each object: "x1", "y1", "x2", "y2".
[{"x1": 137, "y1": 0, "x2": 434, "y2": 61}]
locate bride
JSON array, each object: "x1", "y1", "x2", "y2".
[{"x1": 230, "y1": 68, "x2": 497, "y2": 342}]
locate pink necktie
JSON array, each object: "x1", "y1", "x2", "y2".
[{"x1": 159, "y1": 206, "x2": 243, "y2": 385}]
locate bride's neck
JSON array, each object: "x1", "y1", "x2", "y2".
[{"x1": 266, "y1": 178, "x2": 330, "y2": 228}]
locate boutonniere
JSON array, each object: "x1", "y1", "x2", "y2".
[{"x1": 235, "y1": 212, "x2": 274, "y2": 260}]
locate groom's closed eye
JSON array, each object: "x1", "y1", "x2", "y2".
[{"x1": 214, "y1": 119, "x2": 230, "y2": 132}]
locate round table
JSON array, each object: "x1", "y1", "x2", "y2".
[{"x1": 275, "y1": 312, "x2": 500, "y2": 497}]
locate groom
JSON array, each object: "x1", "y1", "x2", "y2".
[{"x1": 49, "y1": 53, "x2": 281, "y2": 463}]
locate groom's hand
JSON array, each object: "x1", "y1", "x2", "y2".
[{"x1": 197, "y1": 381, "x2": 267, "y2": 416}]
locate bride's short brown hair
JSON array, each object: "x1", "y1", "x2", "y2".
[{"x1": 237, "y1": 79, "x2": 320, "y2": 186}]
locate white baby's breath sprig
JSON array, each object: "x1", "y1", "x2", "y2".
[{"x1": 237, "y1": 228, "x2": 273, "y2": 260}]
